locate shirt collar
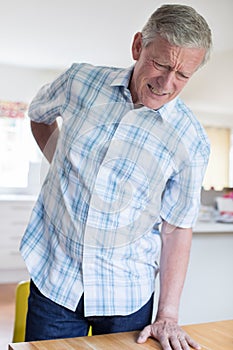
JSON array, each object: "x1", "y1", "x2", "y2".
[
  {"x1": 109, "y1": 65, "x2": 178, "y2": 119},
  {"x1": 157, "y1": 97, "x2": 178, "y2": 120},
  {"x1": 110, "y1": 65, "x2": 134, "y2": 88}
]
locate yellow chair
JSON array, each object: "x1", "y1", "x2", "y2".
[
  {"x1": 12, "y1": 280, "x2": 92, "y2": 342},
  {"x1": 12, "y1": 280, "x2": 30, "y2": 342}
]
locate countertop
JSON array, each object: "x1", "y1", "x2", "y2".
[
  {"x1": 0, "y1": 194, "x2": 37, "y2": 202},
  {"x1": 8, "y1": 320, "x2": 233, "y2": 350},
  {"x1": 194, "y1": 220, "x2": 233, "y2": 233}
]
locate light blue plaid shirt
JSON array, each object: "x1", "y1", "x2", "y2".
[{"x1": 20, "y1": 63, "x2": 210, "y2": 315}]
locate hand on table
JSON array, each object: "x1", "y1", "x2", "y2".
[{"x1": 137, "y1": 319, "x2": 201, "y2": 350}]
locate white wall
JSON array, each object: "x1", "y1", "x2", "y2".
[
  {"x1": 0, "y1": 64, "x2": 61, "y2": 103},
  {"x1": 179, "y1": 232, "x2": 233, "y2": 324},
  {"x1": 153, "y1": 232, "x2": 233, "y2": 325},
  {"x1": 180, "y1": 50, "x2": 233, "y2": 127}
]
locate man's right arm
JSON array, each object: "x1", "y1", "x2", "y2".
[{"x1": 31, "y1": 120, "x2": 59, "y2": 164}]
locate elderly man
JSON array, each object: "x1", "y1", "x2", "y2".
[{"x1": 21, "y1": 4, "x2": 212, "y2": 350}]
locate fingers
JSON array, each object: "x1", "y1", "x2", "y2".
[
  {"x1": 137, "y1": 325, "x2": 152, "y2": 343},
  {"x1": 185, "y1": 333, "x2": 202, "y2": 350},
  {"x1": 156, "y1": 333, "x2": 200, "y2": 350},
  {"x1": 137, "y1": 320, "x2": 201, "y2": 350},
  {"x1": 167, "y1": 335, "x2": 190, "y2": 350},
  {"x1": 160, "y1": 332, "x2": 201, "y2": 350}
]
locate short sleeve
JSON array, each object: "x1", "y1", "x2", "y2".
[
  {"x1": 160, "y1": 142, "x2": 210, "y2": 228},
  {"x1": 28, "y1": 66, "x2": 74, "y2": 125}
]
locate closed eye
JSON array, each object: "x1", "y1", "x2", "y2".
[
  {"x1": 152, "y1": 59, "x2": 191, "y2": 81},
  {"x1": 176, "y1": 71, "x2": 190, "y2": 80},
  {"x1": 153, "y1": 60, "x2": 190, "y2": 80},
  {"x1": 152, "y1": 60, "x2": 168, "y2": 71}
]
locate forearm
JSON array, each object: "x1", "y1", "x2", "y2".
[
  {"x1": 137, "y1": 224, "x2": 200, "y2": 349},
  {"x1": 31, "y1": 120, "x2": 59, "y2": 163},
  {"x1": 156, "y1": 222, "x2": 192, "y2": 321}
]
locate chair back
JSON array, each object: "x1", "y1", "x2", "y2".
[
  {"x1": 12, "y1": 280, "x2": 30, "y2": 342},
  {"x1": 12, "y1": 280, "x2": 92, "y2": 340}
]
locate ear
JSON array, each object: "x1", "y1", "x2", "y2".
[{"x1": 131, "y1": 32, "x2": 143, "y2": 60}]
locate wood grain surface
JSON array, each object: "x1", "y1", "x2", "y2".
[{"x1": 8, "y1": 320, "x2": 233, "y2": 350}]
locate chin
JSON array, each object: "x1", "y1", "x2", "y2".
[
  {"x1": 140, "y1": 94, "x2": 165, "y2": 110},
  {"x1": 143, "y1": 101, "x2": 164, "y2": 110}
]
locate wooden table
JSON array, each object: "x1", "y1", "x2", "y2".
[{"x1": 8, "y1": 320, "x2": 233, "y2": 350}]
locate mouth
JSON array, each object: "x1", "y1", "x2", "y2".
[{"x1": 147, "y1": 84, "x2": 167, "y2": 96}]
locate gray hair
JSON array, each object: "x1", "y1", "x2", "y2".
[{"x1": 141, "y1": 4, "x2": 212, "y2": 66}]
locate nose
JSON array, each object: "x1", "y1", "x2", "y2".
[{"x1": 158, "y1": 71, "x2": 175, "y2": 92}]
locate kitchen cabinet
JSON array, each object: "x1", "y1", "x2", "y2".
[
  {"x1": 153, "y1": 221, "x2": 233, "y2": 324},
  {"x1": 179, "y1": 222, "x2": 233, "y2": 324},
  {"x1": 0, "y1": 196, "x2": 35, "y2": 283}
]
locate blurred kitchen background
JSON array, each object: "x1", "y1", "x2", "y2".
[{"x1": 0, "y1": 1, "x2": 232, "y2": 343}]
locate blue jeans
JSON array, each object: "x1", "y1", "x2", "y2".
[{"x1": 25, "y1": 280, "x2": 154, "y2": 341}]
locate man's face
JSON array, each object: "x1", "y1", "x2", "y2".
[{"x1": 129, "y1": 33, "x2": 206, "y2": 110}]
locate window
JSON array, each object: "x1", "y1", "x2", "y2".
[
  {"x1": 203, "y1": 126, "x2": 231, "y2": 190},
  {"x1": 0, "y1": 101, "x2": 42, "y2": 195}
]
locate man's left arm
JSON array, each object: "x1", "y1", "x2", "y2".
[{"x1": 137, "y1": 221, "x2": 201, "y2": 350}]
